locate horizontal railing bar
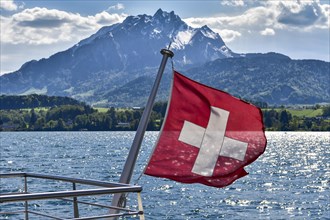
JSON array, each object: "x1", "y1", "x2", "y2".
[
  {"x1": 0, "y1": 192, "x2": 27, "y2": 196},
  {"x1": 0, "y1": 210, "x2": 143, "y2": 220},
  {"x1": 0, "y1": 186, "x2": 142, "y2": 203},
  {"x1": 71, "y1": 211, "x2": 142, "y2": 220},
  {"x1": 0, "y1": 210, "x2": 25, "y2": 215},
  {"x1": 61, "y1": 198, "x2": 136, "y2": 212},
  {"x1": 0, "y1": 173, "x2": 26, "y2": 178},
  {"x1": 0, "y1": 172, "x2": 130, "y2": 188}
]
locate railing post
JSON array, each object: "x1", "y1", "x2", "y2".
[
  {"x1": 24, "y1": 175, "x2": 29, "y2": 220},
  {"x1": 137, "y1": 193, "x2": 145, "y2": 220},
  {"x1": 73, "y1": 183, "x2": 79, "y2": 218}
]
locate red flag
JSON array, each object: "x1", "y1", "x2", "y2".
[{"x1": 145, "y1": 71, "x2": 267, "y2": 188}]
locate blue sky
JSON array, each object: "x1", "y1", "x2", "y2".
[{"x1": 1, "y1": 0, "x2": 329, "y2": 75}]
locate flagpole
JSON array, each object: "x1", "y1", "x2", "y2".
[{"x1": 110, "y1": 48, "x2": 174, "y2": 210}]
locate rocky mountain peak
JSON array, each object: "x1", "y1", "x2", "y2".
[{"x1": 3, "y1": 9, "x2": 325, "y2": 107}]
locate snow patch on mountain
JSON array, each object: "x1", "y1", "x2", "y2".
[
  {"x1": 219, "y1": 46, "x2": 234, "y2": 57},
  {"x1": 20, "y1": 86, "x2": 48, "y2": 95},
  {"x1": 172, "y1": 29, "x2": 194, "y2": 49},
  {"x1": 200, "y1": 25, "x2": 218, "y2": 39}
]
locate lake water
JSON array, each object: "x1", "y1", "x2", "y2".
[{"x1": 0, "y1": 131, "x2": 329, "y2": 219}]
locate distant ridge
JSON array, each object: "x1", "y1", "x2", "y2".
[
  {"x1": 185, "y1": 53, "x2": 330, "y2": 105},
  {"x1": 1, "y1": 9, "x2": 329, "y2": 106}
]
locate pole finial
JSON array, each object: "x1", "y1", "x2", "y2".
[{"x1": 161, "y1": 48, "x2": 174, "y2": 58}]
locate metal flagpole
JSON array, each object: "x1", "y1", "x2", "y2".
[{"x1": 110, "y1": 48, "x2": 174, "y2": 211}]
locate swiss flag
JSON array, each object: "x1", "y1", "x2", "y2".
[{"x1": 145, "y1": 71, "x2": 267, "y2": 188}]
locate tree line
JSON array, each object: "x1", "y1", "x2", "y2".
[
  {"x1": 0, "y1": 94, "x2": 83, "y2": 110},
  {"x1": 0, "y1": 95, "x2": 329, "y2": 131},
  {"x1": 263, "y1": 107, "x2": 330, "y2": 131},
  {"x1": 1, "y1": 103, "x2": 329, "y2": 131},
  {"x1": 0, "y1": 102, "x2": 167, "y2": 131}
]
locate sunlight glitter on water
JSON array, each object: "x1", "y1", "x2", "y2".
[{"x1": 1, "y1": 131, "x2": 329, "y2": 219}]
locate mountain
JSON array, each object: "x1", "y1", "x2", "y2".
[
  {"x1": 0, "y1": 9, "x2": 237, "y2": 105},
  {"x1": 101, "y1": 53, "x2": 329, "y2": 106},
  {"x1": 1, "y1": 9, "x2": 329, "y2": 107},
  {"x1": 185, "y1": 53, "x2": 330, "y2": 105}
]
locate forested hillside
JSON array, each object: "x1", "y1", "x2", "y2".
[{"x1": 0, "y1": 94, "x2": 84, "y2": 109}]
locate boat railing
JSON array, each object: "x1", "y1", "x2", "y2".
[{"x1": 0, "y1": 172, "x2": 145, "y2": 219}]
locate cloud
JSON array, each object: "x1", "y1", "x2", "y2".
[
  {"x1": 260, "y1": 28, "x2": 275, "y2": 36},
  {"x1": 0, "y1": 0, "x2": 17, "y2": 11},
  {"x1": 214, "y1": 29, "x2": 242, "y2": 42},
  {"x1": 276, "y1": 1, "x2": 324, "y2": 27},
  {"x1": 106, "y1": 3, "x2": 125, "y2": 11},
  {"x1": 184, "y1": 6, "x2": 275, "y2": 36},
  {"x1": 184, "y1": 0, "x2": 329, "y2": 42},
  {"x1": 1, "y1": 7, "x2": 127, "y2": 45},
  {"x1": 94, "y1": 11, "x2": 125, "y2": 25},
  {"x1": 220, "y1": 0, "x2": 245, "y2": 7},
  {"x1": 12, "y1": 8, "x2": 72, "y2": 28},
  {"x1": 220, "y1": 0, "x2": 261, "y2": 7}
]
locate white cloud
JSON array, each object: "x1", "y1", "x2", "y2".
[
  {"x1": 276, "y1": 1, "x2": 323, "y2": 26},
  {"x1": 94, "y1": 11, "x2": 126, "y2": 25},
  {"x1": 220, "y1": 0, "x2": 245, "y2": 7},
  {"x1": 260, "y1": 28, "x2": 275, "y2": 36},
  {"x1": 0, "y1": 0, "x2": 17, "y2": 11},
  {"x1": 1, "y1": 7, "x2": 127, "y2": 45},
  {"x1": 220, "y1": 0, "x2": 262, "y2": 7},
  {"x1": 182, "y1": 0, "x2": 329, "y2": 62},
  {"x1": 215, "y1": 29, "x2": 242, "y2": 42},
  {"x1": 261, "y1": 0, "x2": 330, "y2": 29},
  {"x1": 106, "y1": 3, "x2": 125, "y2": 11},
  {"x1": 1, "y1": 6, "x2": 127, "y2": 74},
  {"x1": 184, "y1": 6, "x2": 275, "y2": 37},
  {"x1": 184, "y1": 0, "x2": 329, "y2": 40}
]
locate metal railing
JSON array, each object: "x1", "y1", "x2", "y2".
[{"x1": 0, "y1": 172, "x2": 145, "y2": 219}]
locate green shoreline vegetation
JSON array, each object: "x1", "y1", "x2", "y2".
[{"x1": 0, "y1": 95, "x2": 329, "y2": 131}]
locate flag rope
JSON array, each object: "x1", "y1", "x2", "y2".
[{"x1": 134, "y1": 168, "x2": 144, "y2": 186}]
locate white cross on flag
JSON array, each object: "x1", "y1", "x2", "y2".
[{"x1": 144, "y1": 71, "x2": 267, "y2": 188}]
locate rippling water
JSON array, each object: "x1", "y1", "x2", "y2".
[{"x1": 0, "y1": 132, "x2": 329, "y2": 219}]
